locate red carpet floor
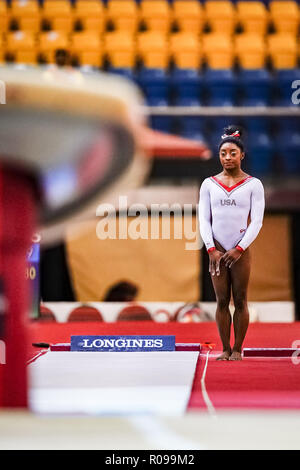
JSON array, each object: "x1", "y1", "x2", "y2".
[{"x1": 28, "y1": 321, "x2": 300, "y2": 411}]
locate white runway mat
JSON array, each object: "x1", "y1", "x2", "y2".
[{"x1": 29, "y1": 351, "x2": 199, "y2": 415}]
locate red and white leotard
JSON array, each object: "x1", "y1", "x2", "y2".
[{"x1": 198, "y1": 175, "x2": 265, "y2": 252}]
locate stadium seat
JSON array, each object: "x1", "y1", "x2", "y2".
[
  {"x1": 246, "y1": 131, "x2": 274, "y2": 175},
  {"x1": 275, "y1": 129, "x2": 300, "y2": 173},
  {"x1": 269, "y1": 1, "x2": 300, "y2": 35},
  {"x1": 67, "y1": 306, "x2": 104, "y2": 322},
  {"x1": 6, "y1": 31, "x2": 37, "y2": 64},
  {"x1": 137, "y1": 31, "x2": 169, "y2": 68},
  {"x1": 268, "y1": 34, "x2": 298, "y2": 69},
  {"x1": 104, "y1": 31, "x2": 136, "y2": 68},
  {"x1": 107, "y1": 0, "x2": 139, "y2": 32},
  {"x1": 74, "y1": 0, "x2": 106, "y2": 33},
  {"x1": 39, "y1": 305, "x2": 56, "y2": 322},
  {"x1": 138, "y1": 67, "x2": 170, "y2": 106},
  {"x1": 0, "y1": 1, "x2": 8, "y2": 33},
  {"x1": 239, "y1": 69, "x2": 272, "y2": 106},
  {"x1": 38, "y1": 31, "x2": 70, "y2": 63},
  {"x1": 71, "y1": 32, "x2": 102, "y2": 67},
  {"x1": 236, "y1": 1, "x2": 269, "y2": 34},
  {"x1": 204, "y1": 68, "x2": 237, "y2": 106},
  {"x1": 116, "y1": 305, "x2": 153, "y2": 321},
  {"x1": 173, "y1": 0, "x2": 205, "y2": 34},
  {"x1": 170, "y1": 32, "x2": 202, "y2": 69},
  {"x1": 42, "y1": 0, "x2": 73, "y2": 33},
  {"x1": 140, "y1": 0, "x2": 171, "y2": 33},
  {"x1": 171, "y1": 68, "x2": 203, "y2": 106},
  {"x1": 10, "y1": 0, "x2": 41, "y2": 33},
  {"x1": 274, "y1": 68, "x2": 300, "y2": 105},
  {"x1": 204, "y1": 0, "x2": 237, "y2": 34},
  {"x1": 235, "y1": 33, "x2": 266, "y2": 69},
  {"x1": 203, "y1": 33, "x2": 234, "y2": 69}
]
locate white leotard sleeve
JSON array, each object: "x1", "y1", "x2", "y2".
[
  {"x1": 237, "y1": 178, "x2": 265, "y2": 251},
  {"x1": 198, "y1": 178, "x2": 215, "y2": 251}
]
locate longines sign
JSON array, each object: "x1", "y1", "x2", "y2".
[{"x1": 71, "y1": 335, "x2": 176, "y2": 352}]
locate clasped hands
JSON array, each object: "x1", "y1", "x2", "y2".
[{"x1": 209, "y1": 248, "x2": 242, "y2": 276}]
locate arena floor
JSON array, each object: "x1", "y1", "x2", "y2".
[{"x1": 0, "y1": 321, "x2": 299, "y2": 450}]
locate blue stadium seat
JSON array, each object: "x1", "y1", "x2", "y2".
[
  {"x1": 239, "y1": 69, "x2": 273, "y2": 106},
  {"x1": 138, "y1": 68, "x2": 170, "y2": 106},
  {"x1": 245, "y1": 131, "x2": 274, "y2": 175},
  {"x1": 178, "y1": 117, "x2": 207, "y2": 141},
  {"x1": 274, "y1": 69, "x2": 300, "y2": 107},
  {"x1": 171, "y1": 68, "x2": 203, "y2": 106},
  {"x1": 204, "y1": 69, "x2": 237, "y2": 106},
  {"x1": 276, "y1": 130, "x2": 300, "y2": 174}
]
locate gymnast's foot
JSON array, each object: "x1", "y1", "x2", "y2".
[
  {"x1": 229, "y1": 350, "x2": 242, "y2": 361},
  {"x1": 216, "y1": 350, "x2": 231, "y2": 361}
]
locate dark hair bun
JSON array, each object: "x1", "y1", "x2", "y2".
[{"x1": 222, "y1": 125, "x2": 244, "y2": 139}]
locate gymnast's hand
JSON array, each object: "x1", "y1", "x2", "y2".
[
  {"x1": 221, "y1": 248, "x2": 242, "y2": 269},
  {"x1": 209, "y1": 250, "x2": 224, "y2": 277}
]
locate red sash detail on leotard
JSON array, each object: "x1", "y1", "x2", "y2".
[{"x1": 211, "y1": 175, "x2": 252, "y2": 192}]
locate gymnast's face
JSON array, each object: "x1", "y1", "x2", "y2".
[{"x1": 219, "y1": 142, "x2": 244, "y2": 170}]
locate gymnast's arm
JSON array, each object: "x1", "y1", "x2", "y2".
[
  {"x1": 237, "y1": 179, "x2": 265, "y2": 252},
  {"x1": 198, "y1": 179, "x2": 215, "y2": 252}
]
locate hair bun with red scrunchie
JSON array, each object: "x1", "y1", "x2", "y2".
[{"x1": 221, "y1": 125, "x2": 244, "y2": 140}]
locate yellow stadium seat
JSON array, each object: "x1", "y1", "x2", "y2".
[
  {"x1": 268, "y1": 33, "x2": 298, "y2": 68},
  {"x1": 137, "y1": 31, "x2": 169, "y2": 68},
  {"x1": 170, "y1": 32, "x2": 202, "y2": 68},
  {"x1": 140, "y1": 0, "x2": 171, "y2": 33},
  {"x1": 38, "y1": 31, "x2": 70, "y2": 63},
  {"x1": 269, "y1": 1, "x2": 300, "y2": 35},
  {"x1": 204, "y1": 1, "x2": 237, "y2": 34},
  {"x1": 203, "y1": 33, "x2": 234, "y2": 68},
  {"x1": 74, "y1": 0, "x2": 106, "y2": 33},
  {"x1": 0, "y1": 1, "x2": 9, "y2": 33},
  {"x1": 107, "y1": 0, "x2": 139, "y2": 32},
  {"x1": 6, "y1": 31, "x2": 37, "y2": 64},
  {"x1": 71, "y1": 32, "x2": 102, "y2": 67},
  {"x1": 235, "y1": 33, "x2": 266, "y2": 69},
  {"x1": 10, "y1": 0, "x2": 41, "y2": 33},
  {"x1": 104, "y1": 31, "x2": 136, "y2": 67},
  {"x1": 42, "y1": 0, "x2": 73, "y2": 33},
  {"x1": 173, "y1": 0, "x2": 205, "y2": 33},
  {"x1": 237, "y1": 1, "x2": 269, "y2": 34}
]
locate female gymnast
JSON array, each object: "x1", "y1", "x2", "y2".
[{"x1": 199, "y1": 126, "x2": 265, "y2": 361}]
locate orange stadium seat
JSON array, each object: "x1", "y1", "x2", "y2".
[
  {"x1": 6, "y1": 31, "x2": 37, "y2": 64},
  {"x1": 269, "y1": 1, "x2": 300, "y2": 35},
  {"x1": 235, "y1": 33, "x2": 266, "y2": 69},
  {"x1": 38, "y1": 31, "x2": 70, "y2": 63},
  {"x1": 0, "y1": 1, "x2": 9, "y2": 33},
  {"x1": 204, "y1": 0, "x2": 237, "y2": 34},
  {"x1": 10, "y1": 0, "x2": 41, "y2": 33},
  {"x1": 107, "y1": 0, "x2": 139, "y2": 32},
  {"x1": 140, "y1": 0, "x2": 171, "y2": 33},
  {"x1": 71, "y1": 32, "x2": 103, "y2": 67},
  {"x1": 137, "y1": 31, "x2": 169, "y2": 68},
  {"x1": 74, "y1": 0, "x2": 106, "y2": 33},
  {"x1": 236, "y1": 1, "x2": 269, "y2": 34},
  {"x1": 268, "y1": 33, "x2": 298, "y2": 68},
  {"x1": 104, "y1": 31, "x2": 136, "y2": 67},
  {"x1": 173, "y1": 0, "x2": 205, "y2": 34},
  {"x1": 170, "y1": 32, "x2": 202, "y2": 69},
  {"x1": 203, "y1": 33, "x2": 234, "y2": 68},
  {"x1": 42, "y1": 0, "x2": 73, "y2": 33}
]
